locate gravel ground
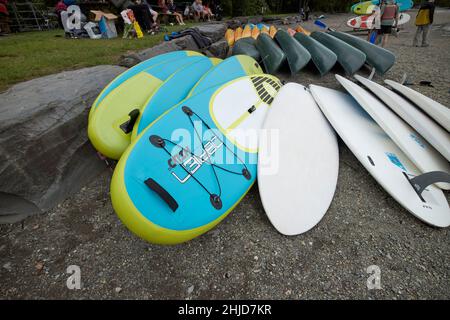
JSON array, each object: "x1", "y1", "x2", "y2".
[{"x1": 1, "y1": 10, "x2": 449, "y2": 300}]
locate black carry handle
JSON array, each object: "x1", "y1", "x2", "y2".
[
  {"x1": 144, "y1": 178, "x2": 179, "y2": 212},
  {"x1": 404, "y1": 171, "x2": 450, "y2": 201},
  {"x1": 120, "y1": 109, "x2": 140, "y2": 134}
]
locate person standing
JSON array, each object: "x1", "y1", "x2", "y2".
[
  {"x1": 367, "y1": 5, "x2": 382, "y2": 44},
  {"x1": 413, "y1": 0, "x2": 435, "y2": 47},
  {"x1": 379, "y1": 0, "x2": 399, "y2": 47}
]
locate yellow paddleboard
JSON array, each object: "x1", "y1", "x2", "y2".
[
  {"x1": 234, "y1": 27, "x2": 243, "y2": 42},
  {"x1": 296, "y1": 25, "x2": 311, "y2": 36},
  {"x1": 242, "y1": 25, "x2": 252, "y2": 38},
  {"x1": 225, "y1": 28, "x2": 235, "y2": 46},
  {"x1": 269, "y1": 25, "x2": 277, "y2": 38},
  {"x1": 251, "y1": 27, "x2": 260, "y2": 39}
]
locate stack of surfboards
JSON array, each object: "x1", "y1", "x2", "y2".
[
  {"x1": 310, "y1": 75, "x2": 450, "y2": 228},
  {"x1": 231, "y1": 26, "x2": 396, "y2": 77}
]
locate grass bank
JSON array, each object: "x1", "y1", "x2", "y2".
[{"x1": 0, "y1": 22, "x2": 199, "y2": 92}]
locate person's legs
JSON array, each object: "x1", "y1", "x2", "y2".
[
  {"x1": 413, "y1": 26, "x2": 423, "y2": 46},
  {"x1": 422, "y1": 24, "x2": 431, "y2": 46},
  {"x1": 150, "y1": 9, "x2": 158, "y2": 26},
  {"x1": 177, "y1": 13, "x2": 185, "y2": 25}
]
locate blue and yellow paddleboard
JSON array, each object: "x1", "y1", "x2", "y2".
[
  {"x1": 132, "y1": 55, "x2": 264, "y2": 139},
  {"x1": 88, "y1": 52, "x2": 204, "y2": 160},
  {"x1": 89, "y1": 50, "x2": 202, "y2": 122},
  {"x1": 111, "y1": 75, "x2": 282, "y2": 245}
]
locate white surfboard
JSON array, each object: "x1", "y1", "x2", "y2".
[
  {"x1": 385, "y1": 80, "x2": 450, "y2": 132},
  {"x1": 355, "y1": 75, "x2": 450, "y2": 163},
  {"x1": 310, "y1": 85, "x2": 450, "y2": 228},
  {"x1": 336, "y1": 75, "x2": 450, "y2": 190},
  {"x1": 257, "y1": 83, "x2": 339, "y2": 235}
]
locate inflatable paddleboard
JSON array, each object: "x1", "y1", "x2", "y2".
[
  {"x1": 310, "y1": 85, "x2": 450, "y2": 228},
  {"x1": 337, "y1": 75, "x2": 450, "y2": 190},
  {"x1": 295, "y1": 25, "x2": 311, "y2": 36},
  {"x1": 355, "y1": 75, "x2": 450, "y2": 162},
  {"x1": 258, "y1": 83, "x2": 339, "y2": 235},
  {"x1": 234, "y1": 27, "x2": 243, "y2": 42},
  {"x1": 251, "y1": 27, "x2": 260, "y2": 39},
  {"x1": 269, "y1": 25, "x2": 277, "y2": 38},
  {"x1": 347, "y1": 13, "x2": 411, "y2": 29},
  {"x1": 385, "y1": 80, "x2": 450, "y2": 132},
  {"x1": 131, "y1": 58, "x2": 220, "y2": 140},
  {"x1": 89, "y1": 50, "x2": 202, "y2": 122},
  {"x1": 352, "y1": 0, "x2": 413, "y2": 15},
  {"x1": 111, "y1": 75, "x2": 282, "y2": 244},
  {"x1": 242, "y1": 24, "x2": 252, "y2": 38},
  {"x1": 88, "y1": 54, "x2": 205, "y2": 160},
  {"x1": 347, "y1": 14, "x2": 376, "y2": 29},
  {"x1": 225, "y1": 29, "x2": 235, "y2": 46},
  {"x1": 189, "y1": 55, "x2": 263, "y2": 98}
]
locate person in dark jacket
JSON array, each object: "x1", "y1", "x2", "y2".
[
  {"x1": 413, "y1": 0, "x2": 435, "y2": 47},
  {"x1": 128, "y1": 0, "x2": 154, "y2": 33}
]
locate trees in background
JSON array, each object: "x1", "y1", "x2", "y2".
[{"x1": 220, "y1": 0, "x2": 450, "y2": 16}]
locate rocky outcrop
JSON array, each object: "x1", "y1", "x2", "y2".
[
  {"x1": 119, "y1": 23, "x2": 229, "y2": 67},
  {"x1": 0, "y1": 65, "x2": 126, "y2": 223}
]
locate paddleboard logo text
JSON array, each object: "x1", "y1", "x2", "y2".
[{"x1": 169, "y1": 136, "x2": 224, "y2": 184}]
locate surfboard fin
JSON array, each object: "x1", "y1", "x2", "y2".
[
  {"x1": 403, "y1": 171, "x2": 450, "y2": 201},
  {"x1": 120, "y1": 109, "x2": 140, "y2": 134}
]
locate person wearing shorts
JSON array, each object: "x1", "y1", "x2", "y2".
[{"x1": 379, "y1": 0, "x2": 399, "y2": 47}]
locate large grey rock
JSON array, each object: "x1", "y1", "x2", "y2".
[
  {"x1": 119, "y1": 36, "x2": 201, "y2": 68},
  {"x1": 194, "y1": 23, "x2": 227, "y2": 43},
  {"x1": 206, "y1": 39, "x2": 229, "y2": 59},
  {"x1": 0, "y1": 65, "x2": 126, "y2": 224},
  {"x1": 119, "y1": 23, "x2": 228, "y2": 68},
  {"x1": 227, "y1": 16, "x2": 263, "y2": 29}
]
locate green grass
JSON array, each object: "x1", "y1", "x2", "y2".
[{"x1": 0, "y1": 22, "x2": 199, "y2": 92}]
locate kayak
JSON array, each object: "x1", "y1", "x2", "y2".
[
  {"x1": 310, "y1": 31, "x2": 366, "y2": 75},
  {"x1": 294, "y1": 32, "x2": 337, "y2": 76},
  {"x1": 329, "y1": 31, "x2": 395, "y2": 75},
  {"x1": 275, "y1": 29, "x2": 311, "y2": 74},
  {"x1": 255, "y1": 33, "x2": 287, "y2": 74},
  {"x1": 232, "y1": 37, "x2": 261, "y2": 61}
]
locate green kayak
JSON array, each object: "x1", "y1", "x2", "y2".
[
  {"x1": 274, "y1": 29, "x2": 311, "y2": 74},
  {"x1": 329, "y1": 31, "x2": 396, "y2": 75},
  {"x1": 310, "y1": 31, "x2": 366, "y2": 75},
  {"x1": 232, "y1": 38, "x2": 261, "y2": 62},
  {"x1": 294, "y1": 32, "x2": 337, "y2": 76},
  {"x1": 255, "y1": 33, "x2": 286, "y2": 74}
]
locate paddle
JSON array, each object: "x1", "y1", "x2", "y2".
[{"x1": 314, "y1": 19, "x2": 335, "y2": 32}]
